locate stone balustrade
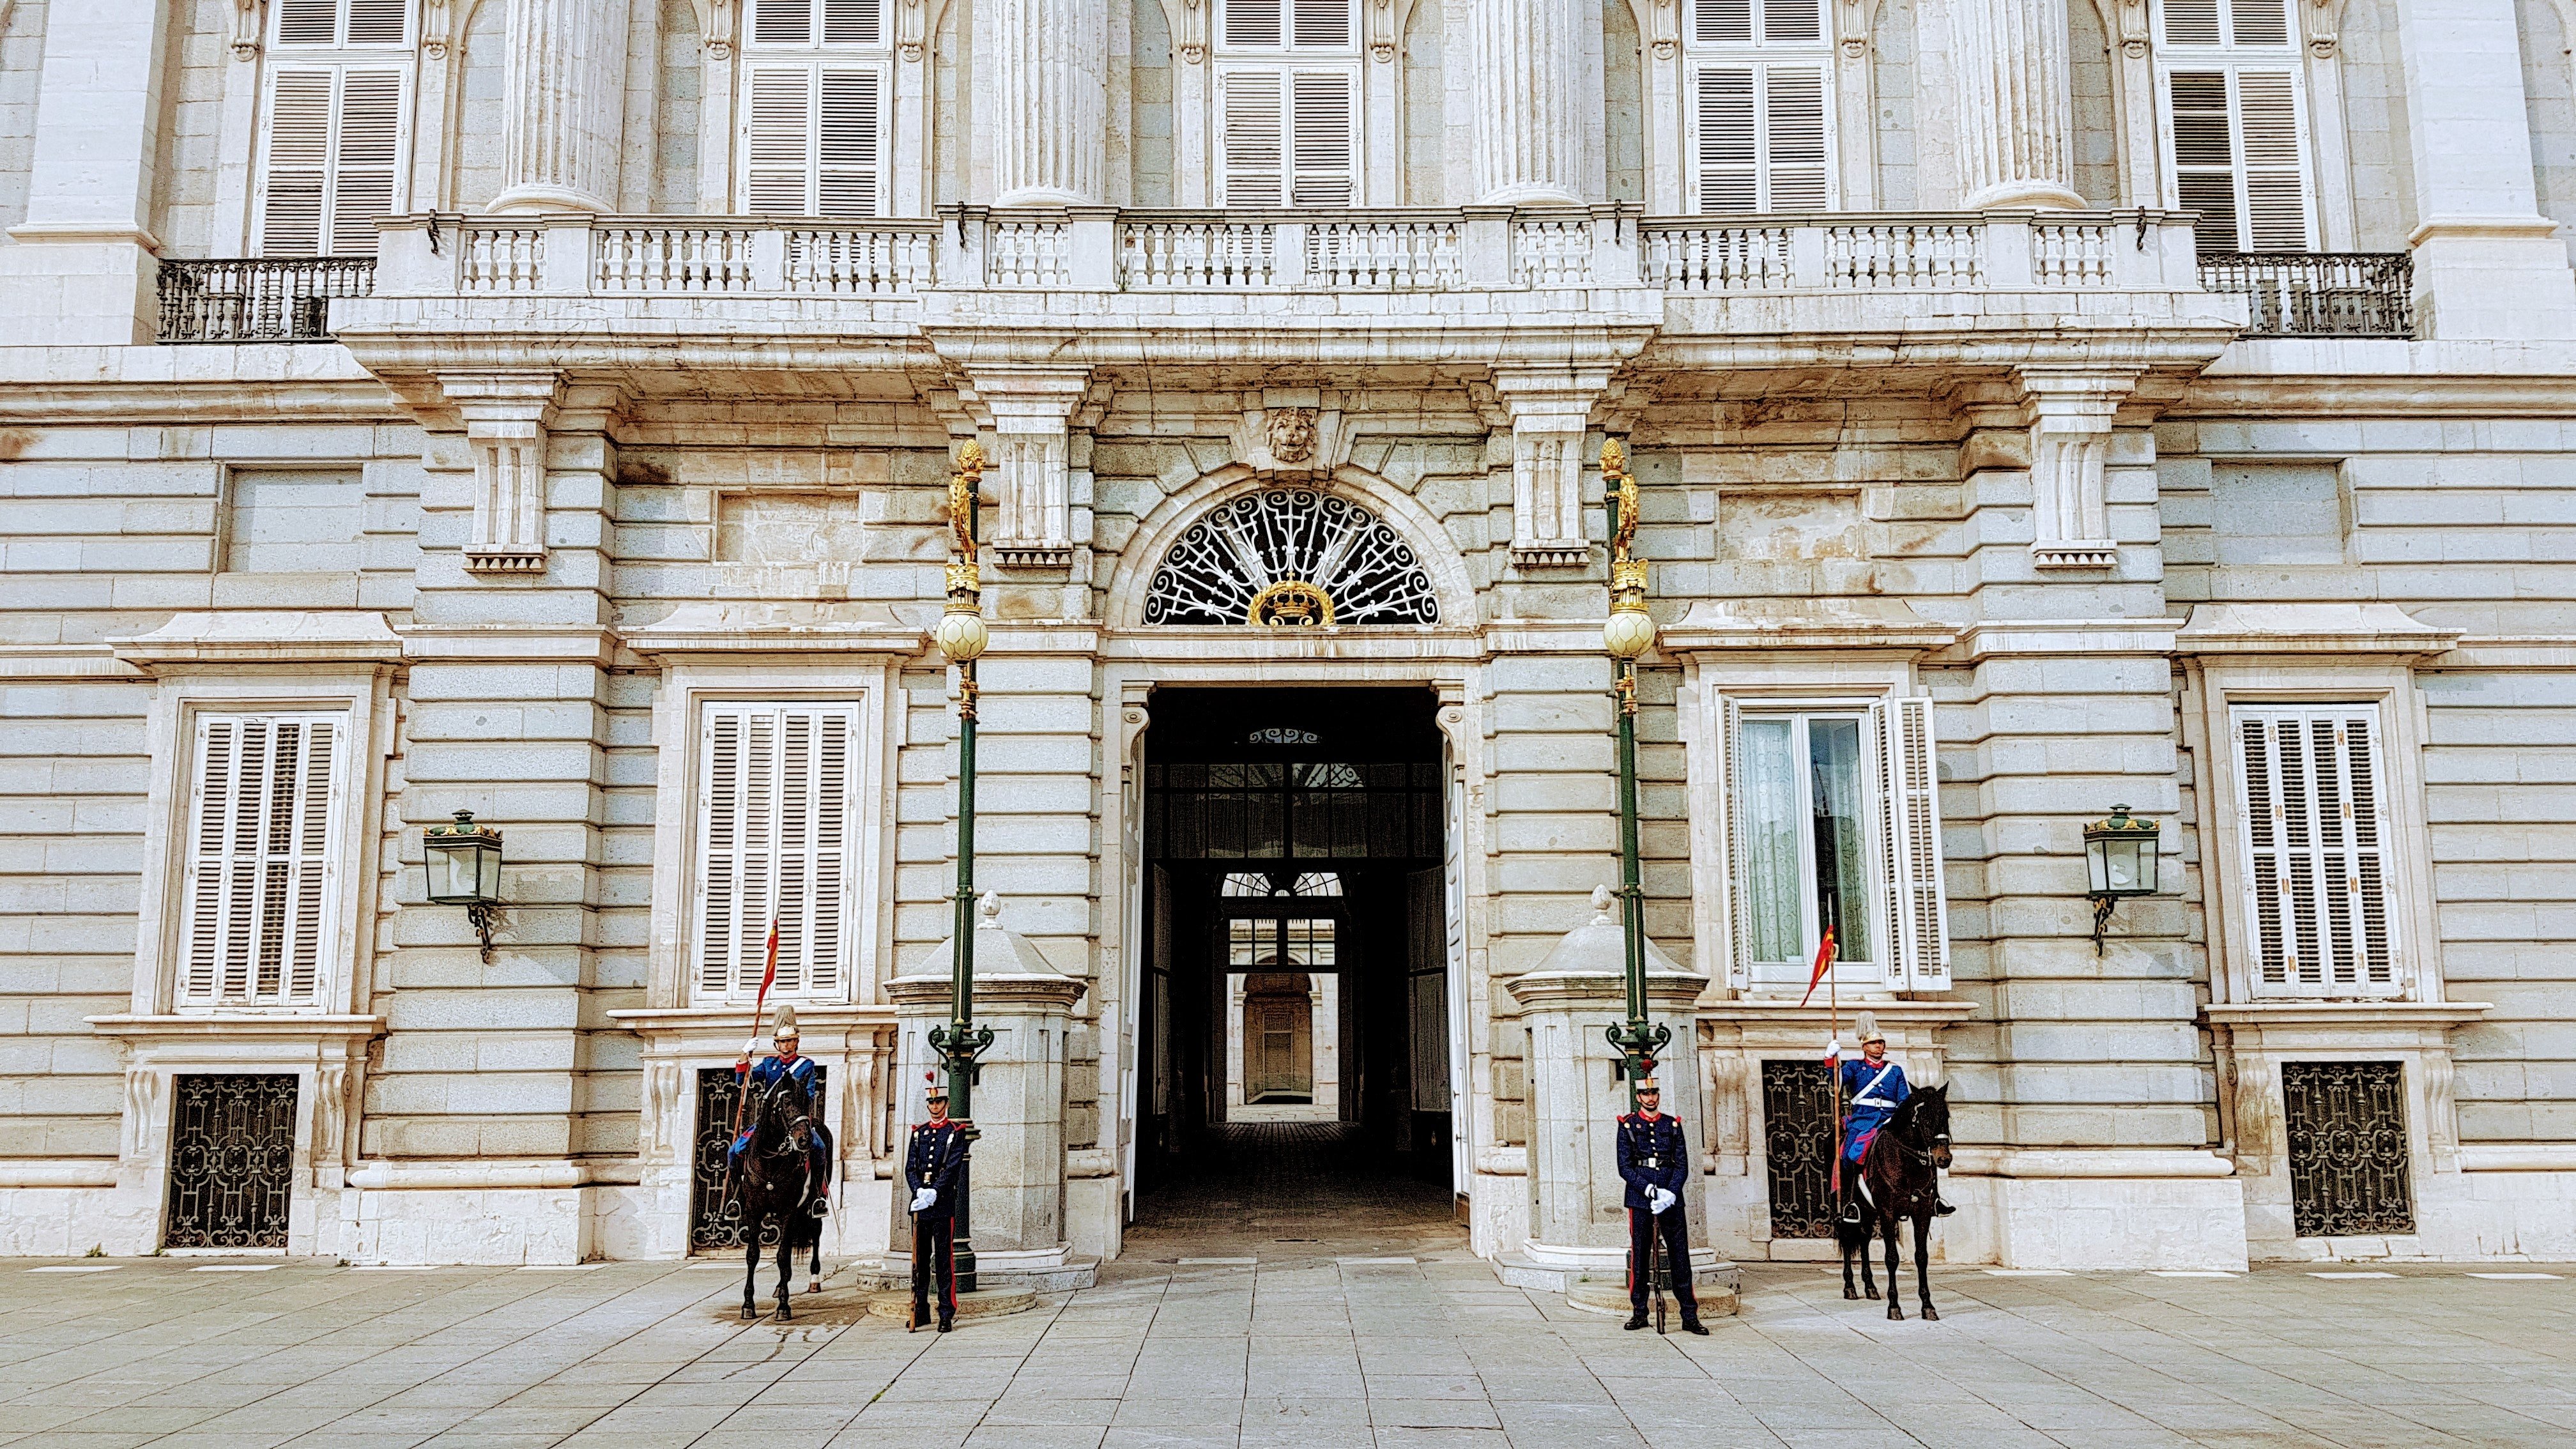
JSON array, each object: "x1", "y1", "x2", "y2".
[{"x1": 371, "y1": 206, "x2": 2202, "y2": 302}]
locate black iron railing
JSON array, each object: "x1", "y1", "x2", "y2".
[
  {"x1": 155, "y1": 257, "x2": 376, "y2": 342},
  {"x1": 2198, "y1": 251, "x2": 2414, "y2": 338}
]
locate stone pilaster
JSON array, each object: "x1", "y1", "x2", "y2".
[
  {"x1": 2020, "y1": 370, "x2": 2136, "y2": 571},
  {"x1": 441, "y1": 375, "x2": 564, "y2": 576},
  {"x1": 990, "y1": 0, "x2": 1110, "y2": 205},
  {"x1": 966, "y1": 370, "x2": 1094, "y2": 569},
  {"x1": 1947, "y1": 0, "x2": 2083, "y2": 210},
  {"x1": 1467, "y1": 0, "x2": 1591, "y2": 204},
  {"x1": 2393, "y1": 0, "x2": 2576, "y2": 338},
  {"x1": 490, "y1": 0, "x2": 636, "y2": 213},
  {"x1": 1491, "y1": 369, "x2": 1609, "y2": 569},
  {"x1": 0, "y1": 0, "x2": 169, "y2": 343}
]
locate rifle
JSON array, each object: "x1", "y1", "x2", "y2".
[
  {"x1": 908, "y1": 1213, "x2": 926, "y2": 1332},
  {"x1": 1651, "y1": 1207, "x2": 1669, "y2": 1335}
]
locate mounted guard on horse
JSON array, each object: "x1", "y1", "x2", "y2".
[
  {"x1": 728, "y1": 1004, "x2": 832, "y2": 1319},
  {"x1": 732, "y1": 1004, "x2": 834, "y2": 1220},
  {"x1": 1829, "y1": 1011, "x2": 1955, "y2": 1321}
]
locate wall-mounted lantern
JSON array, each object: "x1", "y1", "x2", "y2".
[
  {"x1": 2083, "y1": 804, "x2": 2159, "y2": 956},
  {"x1": 423, "y1": 809, "x2": 504, "y2": 963}
]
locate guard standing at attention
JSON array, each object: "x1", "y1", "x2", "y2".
[
  {"x1": 905, "y1": 1078, "x2": 970, "y2": 1331},
  {"x1": 1614, "y1": 1077, "x2": 1709, "y2": 1334}
]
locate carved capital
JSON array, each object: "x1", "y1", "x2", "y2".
[
  {"x1": 441, "y1": 372, "x2": 564, "y2": 574},
  {"x1": 233, "y1": 0, "x2": 265, "y2": 58},
  {"x1": 898, "y1": 0, "x2": 926, "y2": 60},
  {"x1": 2018, "y1": 369, "x2": 2136, "y2": 571}
]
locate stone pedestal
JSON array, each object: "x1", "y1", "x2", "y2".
[
  {"x1": 1498, "y1": 892, "x2": 1736, "y2": 1310},
  {"x1": 882, "y1": 897, "x2": 1097, "y2": 1291}
]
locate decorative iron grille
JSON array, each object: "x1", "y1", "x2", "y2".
[
  {"x1": 2282, "y1": 1061, "x2": 2413, "y2": 1237},
  {"x1": 1762, "y1": 1059, "x2": 1837, "y2": 1239},
  {"x1": 164, "y1": 1073, "x2": 299, "y2": 1249},
  {"x1": 2197, "y1": 253, "x2": 2414, "y2": 339},
  {"x1": 690, "y1": 1064, "x2": 829, "y2": 1252},
  {"x1": 157, "y1": 257, "x2": 376, "y2": 343},
  {"x1": 1143, "y1": 489, "x2": 1439, "y2": 627}
]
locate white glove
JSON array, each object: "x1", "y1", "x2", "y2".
[
  {"x1": 910, "y1": 1187, "x2": 937, "y2": 1212},
  {"x1": 1824, "y1": 1039, "x2": 1841, "y2": 1062},
  {"x1": 1650, "y1": 1188, "x2": 1676, "y2": 1215}
]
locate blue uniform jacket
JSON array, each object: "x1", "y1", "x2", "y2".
[
  {"x1": 1615, "y1": 1111, "x2": 1690, "y2": 1212},
  {"x1": 1839, "y1": 1055, "x2": 1911, "y2": 1162},
  {"x1": 905, "y1": 1119, "x2": 969, "y2": 1220},
  {"x1": 728, "y1": 1053, "x2": 824, "y2": 1162}
]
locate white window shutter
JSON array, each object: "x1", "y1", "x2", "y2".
[
  {"x1": 1693, "y1": 66, "x2": 1758, "y2": 212},
  {"x1": 2161, "y1": 0, "x2": 2221, "y2": 45},
  {"x1": 1289, "y1": 70, "x2": 1353, "y2": 206},
  {"x1": 1291, "y1": 0, "x2": 1350, "y2": 46},
  {"x1": 1764, "y1": 0, "x2": 1823, "y2": 42},
  {"x1": 745, "y1": 66, "x2": 815, "y2": 213},
  {"x1": 1696, "y1": 0, "x2": 1752, "y2": 43},
  {"x1": 822, "y1": 0, "x2": 883, "y2": 44},
  {"x1": 1220, "y1": 69, "x2": 1285, "y2": 206},
  {"x1": 2227, "y1": 0, "x2": 2290, "y2": 45},
  {"x1": 1226, "y1": 0, "x2": 1284, "y2": 47},
  {"x1": 1872, "y1": 697, "x2": 1948, "y2": 992},
  {"x1": 260, "y1": 70, "x2": 334, "y2": 255},
  {"x1": 178, "y1": 714, "x2": 339, "y2": 1009},
  {"x1": 2234, "y1": 706, "x2": 2396, "y2": 998},
  {"x1": 696, "y1": 704, "x2": 854, "y2": 1001},
  {"x1": 344, "y1": 0, "x2": 410, "y2": 46},
  {"x1": 816, "y1": 67, "x2": 882, "y2": 217},
  {"x1": 2234, "y1": 68, "x2": 2312, "y2": 250},
  {"x1": 330, "y1": 70, "x2": 404, "y2": 256},
  {"x1": 1721, "y1": 698, "x2": 1752, "y2": 990},
  {"x1": 2166, "y1": 70, "x2": 2239, "y2": 253},
  {"x1": 275, "y1": 0, "x2": 340, "y2": 44},
  {"x1": 753, "y1": 0, "x2": 813, "y2": 45},
  {"x1": 1763, "y1": 66, "x2": 1830, "y2": 210}
]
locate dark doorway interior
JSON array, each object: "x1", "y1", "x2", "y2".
[{"x1": 1137, "y1": 688, "x2": 1457, "y2": 1220}]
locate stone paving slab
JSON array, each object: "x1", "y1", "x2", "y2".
[{"x1": 1, "y1": 1250, "x2": 2572, "y2": 1448}]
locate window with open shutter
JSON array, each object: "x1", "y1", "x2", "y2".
[
  {"x1": 257, "y1": 0, "x2": 411, "y2": 257},
  {"x1": 178, "y1": 713, "x2": 344, "y2": 1011},
  {"x1": 2156, "y1": 0, "x2": 2311, "y2": 255},
  {"x1": 2232, "y1": 704, "x2": 2398, "y2": 997},
  {"x1": 694, "y1": 703, "x2": 856, "y2": 1003},
  {"x1": 1690, "y1": 63, "x2": 1830, "y2": 213},
  {"x1": 1218, "y1": 67, "x2": 1353, "y2": 206},
  {"x1": 1872, "y1": 696, "x2": 1948, "y2": 992}
]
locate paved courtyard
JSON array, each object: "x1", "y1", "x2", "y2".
[{"x1": 5, "y1": 1186, "x2": 2574, "y2": 1449}]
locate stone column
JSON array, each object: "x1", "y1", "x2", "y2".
[
  {"x1": 1499, "y1": 889, "x2": 1736, "y2": 1311},
  {"x1": 2393, "y1": 0, "x2": 2576, "y2": 338},
  {"x1": 1947, "y1": 0, "x2": 2083, "y2": 210},
  {"x1": 490, "y1": 0, "x2": 636, "y2": 213},
  {"x1": 1467, "y1": 0, "x2": 1591, "y2": 205},
  {"x1": 990, "y1": 0, "x2": 1110, "y2": 205},
  {"x1": 887, "y1": 898, "x2": 1091, "y2": 1278},
  {"x1": 0, "y1": 0, "x2": 170, "y2": 342}
]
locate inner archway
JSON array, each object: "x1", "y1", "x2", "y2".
[{"x1": 1131, "y1": 686, "x2": 1461, "y2": 1246}]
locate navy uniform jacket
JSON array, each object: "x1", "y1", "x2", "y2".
[
  {"x1": 905, "y1": 1119, "x2": 969, "y2": 1220},
  {"x1": 1615, "y1": 1111, "x2": 1690, "y2": 1212}
]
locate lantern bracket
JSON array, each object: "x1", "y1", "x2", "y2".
[{"x1": 465, "y1": 901, "x2": 499, "y2": 964}]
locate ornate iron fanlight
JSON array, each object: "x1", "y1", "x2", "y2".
[{"x1": 1144, "y1": 489, "x2": 1439, "y2": 627}]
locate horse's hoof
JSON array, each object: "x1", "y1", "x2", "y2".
[
  {"x1": 1843, "y1": 1287, "x2": 1860, "y2": 1301},
  {"x1": 776, "y1": 1302, "x2": 792, "y2": 1322},
  {"x1": 1887, "y1": 1307, "x2": 1904, "y2": 1321},
  {"x1": 806, "y1": 1282, "x2": 822, "y2": 1294},
  {"x1": 1922, "y1": 1306, "x2": 1940, "y2": 1321},
  {"x1": 1866, "y1": 1287, "x2": 1880, "y2": 1301},
  {"x1": 740, "y1": 1305, "x2": 755, "y2": 1321}
]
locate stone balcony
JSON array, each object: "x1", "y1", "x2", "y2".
[{"x1": 333, "y1": 205, "x2": 2245, "y2": 390}]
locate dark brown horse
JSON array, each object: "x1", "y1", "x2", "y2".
[
  {"x1": 1836, "y1": 1083, "x2": 1951, "y2": 1321},
  {"x1": 734, "y1": 1071, "x2": 823, "y2": 1321}
]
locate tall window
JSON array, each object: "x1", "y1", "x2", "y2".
[
  {"x1": 1215, "y1": 0, "x2": 1357, "y2": 206},
  {"x1": 1229, "y1": 917, "x2": 1337, "y2": 968},
  {"x1": 2156, "y1": 0, "x2": 2312, "y2": 254},
  {"x1": 694, "y1": 703, "x2": 857, "y2": 1002},
  {"x1": 1726, "y1": 698, "x2": 1947, "y2": 992},
  {"x1": 178, "y1": 713, "x2": 347, "y2": 1009},
  {"x1": 740, "y1": 0, "x2": 889, "y2": 217},
  {"x1": 2230, "y1": 704, "x2": 2398, "y2": 997},
  {"x1": 257, "y1": 0, "x2": 413, "y2": 256},
  {"x1": 1685, "y1": 0, "x2": 1832, "y2": 212}
]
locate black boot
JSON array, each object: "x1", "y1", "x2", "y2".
[
  {"x1": 937, "y1": 1315, "x2": 954, "y2": 1333},
  {"x1": 1622, "y1": 1312, "x2": 1648, "y2": 1330},
  {"x1": 1934, "y1": 1197, "x2": 1956, "y2": 1216},
  {"x1": 1680, "y1": 1319, "x2": 1710, "y2": 1335}
]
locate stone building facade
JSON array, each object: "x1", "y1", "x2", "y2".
[{"x1": 0, "y1": 0, "x2": 2571, "y2": 1273}]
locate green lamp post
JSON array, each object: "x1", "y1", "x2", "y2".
[
  {"x1": 930, "y1": 440, "x2": 997, "y2": 1292},
  {"x1": 1597, "y1": 441, "x2": 1669, "y2": 1107}
]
